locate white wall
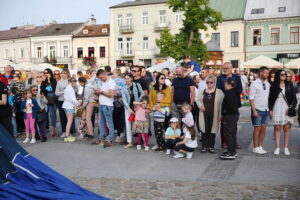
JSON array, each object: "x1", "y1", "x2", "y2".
[{"x1": 0, "y1": 38, "x2": 31, "y2": 63}]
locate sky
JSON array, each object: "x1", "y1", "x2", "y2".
[{"x1": 0, "y1": 0, "x2": 126, "y2": 31}]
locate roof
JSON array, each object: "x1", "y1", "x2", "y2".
[
  {"x1": 32, "y1": 23, "x2": 83, "y2": 37},
  {"x1": 74, "y1": 24, "x2": 110, "y2": 38},
  {"x1": 209, "y1": 0, "x2": 247, "y2": 20},
  {"x1": 110, "y1": 0, "x2": 167, "y2": 8},
  {"x1": 0, "y1": 25, "x2": 46, "y2": 40},
  {"x1": 244, "y1": 0, "x2": 300, "y2": 20}
]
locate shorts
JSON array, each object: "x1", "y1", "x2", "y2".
[
  {"x1": 251, "y1": 109, "x2": 269, "y2": 126},
  {"x1": 133, "y1": 120, "x2": 149, "y2": 134},
  {"x1": 64, "y1": 108, "x2": 75, "y2": 114}
]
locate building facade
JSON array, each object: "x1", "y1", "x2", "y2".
[
  {"x1": 73, "y1": 24, "x2": 110, "y2": 68},
  {"x1": 244, "y1": 0, "x2": 300, "y2": 65},
  {"x1": 0, "y1": 25, "x2": 46, "y2": 64},
  {"x1": 30, "y1": 22, "x2": 84, "y2": 68}
]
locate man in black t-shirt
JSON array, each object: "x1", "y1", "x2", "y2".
[
  {"x1": 131, "y1": 65, "x2": 148, "y2": 95},
  {"x1": 0, "y1": 82, "x2": 13, "y2": 136}
]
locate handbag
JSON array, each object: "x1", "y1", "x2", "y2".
[
  {"x1": 46, "y1": 93, "x2": 57, "y2": 105},
  {"x1": 128, "y1": 113, "x2": 135, "y2": 122},
  {"x1": 37, "y1": 109, "x2": 48, "y2": 123},
  {"x1": 281, "y1": 91, "x2": 297, "y2": 117}
]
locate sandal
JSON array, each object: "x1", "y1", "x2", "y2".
[{"x1": 124, "y1": 144, "x2": 133, "y2": 149}]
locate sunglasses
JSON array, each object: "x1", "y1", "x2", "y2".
[
  {"x1": 262, "y1": 83, "x2": 266, "y2": 90},
  {"x1": 12, "y1": 75, "x2": 20, "y2": 78},
  {"x1": 54, "y1": 73, "x2": 60, "y2": 76},
  {"x1": 280, "y1": 73, "x2": 286, "y2": 76},
  {"x1": 36, "y1": 76, "x2": 42, "y2": 78},
  {"x1": 206, "y1": 81, "x2": 214, "y2": 84},
  {"x1": 131, "y1": 70, "x2": 139, "y2": 73},
  {"x1": 160, "y1": 77, "x2": 165, "y2": 80},
  {"x1": 176, "y1": 74, "x2": 183, "y2": 76},
  {"x1": 31, "y1": 89, "x2": 38, "y2": 92},
  {"x1": 44, "y1": 72, "x2": 49, "y2": 74},
  {"x1": 14, "y1": 73, "x2": 20, "y2": 76}
]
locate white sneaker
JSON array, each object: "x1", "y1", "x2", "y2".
[
  {"x1": 166, "y1": 149, "x2": 171, "y2": 155},
  {"x1": 23, "y1": 138, "x2": 30, "y2": 144},
  {"x1": 284, "y1": 148, "x2": 290, "y2": 156},
  {"x1": 274, "y1": 148, "x2": 280, "y2": 155},
  {"x1": 259, "y1": 146, "x2": 267, "y2": 154},
  {"x1": 253, "y1": 147, "x2": 264, "y2": 154},
  {"x1": 152, "y1": 145, "x2": 158, "y2": 150},
  {"x1": 60, "y1": 132, "x2": 66, "y2": 138},
  {"x1": 115, "y1": 136, "x2": 121, "y2": 143},
  {"x1": 173, "y1": 152, "x2": 184, "y2": 158},
  {"x1": 30, "y1": 138, "x2": 36, "y2": 144},
  {"x1": 137, "y1": 145, "x2": 141, "y2": 150},
  {"x1": 186, "y1": 152, "x2": 193, "y2": 159},
  {"x1": 144, "y1": 146, "x2": 149, "y2": 151}
]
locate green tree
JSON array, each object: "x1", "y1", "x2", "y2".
[{"x1": 156, "y1": 0, "x2": 223, "y2": 63}]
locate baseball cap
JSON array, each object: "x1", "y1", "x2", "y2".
[{"x1": 169, "y1": 117, "x2": 179, "y2": 123}]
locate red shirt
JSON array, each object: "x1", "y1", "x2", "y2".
[{"x1": 0, "y1": 73, "x2": 12, "y2": 86}]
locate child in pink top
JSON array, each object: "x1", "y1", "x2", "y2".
[{"x1": 133, "y1": 96, "x2": 151, "y2": 151}]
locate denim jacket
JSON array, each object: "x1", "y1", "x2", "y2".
[{"x1": 121, "y1": 82, "x2": 144, "y2": 109}]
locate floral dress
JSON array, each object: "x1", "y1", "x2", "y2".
[{"x1": 272, "y1": 87, "x2": 294, "y2": 125}]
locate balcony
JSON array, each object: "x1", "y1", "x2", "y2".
[
  {"x1": 120, "y1": 50, "x2": 135, "y2": 58},
  {"x1": 119, "y1": 24, "x2": 134, "y2": 34},
  {"x1": 154, "y1": 22, "x2": 170, "y2": 32}
]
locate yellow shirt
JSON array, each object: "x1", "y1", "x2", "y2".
[{"x1": 149, "y1": 86, "x2": 171, "y2": 110}]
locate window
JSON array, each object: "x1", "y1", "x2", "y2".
[
  {"x1": 63, "y1": 45, "x2": 68, "y2": 57},
  {"x1": 159, "y1": 10, "x2": 166, "y2": 24},
  {"x1": 231, "y1": 31, "x2": 239, "y2": 47},
  {"x1": 251, "y1": 8, "x2": 264, "y2": 14},
  {"x1": 77, "y1": 47, "x2": 83, "y2": 58},
  {"x1": 117, "y1": 15, "x2": 122, "y2": 27},
  {"x1": 175, "y1": 11, "x2": 183, "y2": 23},
  {"x1": 211, "y1": 33, "x2": 220, "y2": 46},
  {"x1": 4, "y1": 49, "x2": 9, "y2": 59},
  {"x1": 253, "y1": 29, "x2": 261, "y2": 45},
  {"x1": 279, "y1": 7, "x2": 286, "y2": 12},
  {"x1": 126, "y1": 37, "x2": 132, "y2": 55},
  {"x1": 20, "y1": 48, "x2": 24, "y2": 58},
  {"x1": 126, "y1": 13, "x2": 132, "y2": 25},
  {"x1": 143, "y1": 36, "x2": 148, "y2": 50},
  {"x1": 231, "y1": 60, "x2": 239, "y2": 68},
  {"x1": 142, "y1": 12, "x2": 148, "y2": 25},
  {"x1": 290, "y1": 27, "x2": 299, "y2": 44},
  {"x1": 118, "y1": 38, "x2": 123, "y2": 51},
  {"x1": 102, "y1": 28, "x2": 108, "y2": 33},
  {"x1": 100, "y1": 47, "x2": 105, "y2": 58},
  {"x1": 37, "y1": 47, "x2": 42, "y2": 58},
  {"x1": 271, "y1": 28, "x2": 280, "y2": 45},
  {"x1": 88, "y1": 47, "x2": 94, "y2": 57},
  {"x1": 83, "y1": 29, "x2": 88, "y2": 34},
  {"x1": 49, "y1": 46, "x2": 55, "y2": 58}
]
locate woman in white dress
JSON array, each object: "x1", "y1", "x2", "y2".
[{"x1": 269, "y1": 70, "x2": 297, "y2": 156}]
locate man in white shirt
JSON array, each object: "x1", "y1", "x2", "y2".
[
  {"x1": 249, "y1": 66, "x2": 270, "y2": 155},
  {"x1": 95, "y1": 69, "x2": 115, "y2": 147}
]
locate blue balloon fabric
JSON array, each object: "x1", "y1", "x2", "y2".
[{"x1": 0, "y1": 124, "x2": 109, "y2": 200}]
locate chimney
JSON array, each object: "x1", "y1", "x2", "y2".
[{"x1": 87, "y1": 14, "x2": 96, "y2": 25}]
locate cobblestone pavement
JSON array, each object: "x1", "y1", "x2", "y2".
[{"x1": 71, "y1": 177, "x2": 300, "y2": 200}]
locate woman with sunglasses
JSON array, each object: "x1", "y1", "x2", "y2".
[
  {"x1": 269, "y1": 70, "x2": 297, "y2": 156},
  {"x1": 196, "y1": 74, "x2": 224, "y2": 153},
  {"x1": 41, "y1": 68, "x2": 57, "y2": 137},
  {"x1": 54, "y1": 70, "x2": 61, "y2": 82}
]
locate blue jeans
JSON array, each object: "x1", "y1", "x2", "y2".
[
  {"x1": 47, "y1": 104, "x2": 57, "y2": 127},
  {"x1": 99, "y1": 105, "x2": 114, "y2": 141},
  {"x1": 251, "y1": 109, "x2": 269, "y2": 127},
  {"x1": 12, "y1": 116, "x2": 17, "y2": 136}
]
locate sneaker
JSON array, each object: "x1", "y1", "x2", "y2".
[
  {"x1": 30, "y1": 138, "x2": 36, "y2": 144},
  {"x1": 173, "y1": 152, "x2": 184, "y2": 158},
  {"x1": 259, "y1": 146, "x2": 267, "y2": 154},
  {"x1": 166, "y1": 149, "x2": 171, "y2": 155},
  {"x1": 60, "y1": 132, "x2": 66, "y2": 138},
  {"x1": 103, "y1": 141, "x2": 113, "y2": 148},
  {"x1": 253, "y1": 147, "x2": 264, "y2": 155},
  {"x1": 186, "y1": 152, "x2": 193, "y2": 159},
  {"x1": 220, "y1": 152, "x2": 235, "y2": 160},
  {"x1": 64, "y1": 137, "x2": 69, "y2": 143},
  {"x1": 144, "y1": 146, "x2": 149, "y2": 151},
  {"x1": 115, "y1": 136, "x2": 121, "y2": 143},
  {"x1": 41, "y1": 137, "x2": 47, "y2": 142},
  {"x1": 155, "y1": 147, "x2": 164, "y2": 152},
  {"x1": 152, "y1": 145, "x2": 158, "y2": 150},
  {"x1": 284, "y1": 148, "x2": 290, "y2": 156},
  {"x1": 201, "y1": 148, "x2": 208, "y2": 153},
  {"x1": 233, "y1": 151, "x2": 238, "y2": 157},
  {"x1": 124, "y1": 144, "x2": 133, "y2": 149},
  {"x1": 208, "y1": 148, "x2": 216, "y2": 154},
  {"x1": 69, "y1": 136, "x2": 76, "y2": 143},
  {"x1": 100, "y1": 140, "x2": 105, "y2": 146},
  {"x1": 23, "y1": 138, "x2": 30, "y2": 144},
  {"x1": 274, "y1": 148, "x2": 280, "y2": 155},
  {"x1": 137, "y1": 145, "x2": 141, "y2": 150},
  {"x1": 77, "y1": 134, "x2": 84, "y2": 139}
]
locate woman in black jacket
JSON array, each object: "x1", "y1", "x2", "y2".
[
  {"x1": 41, "y1": 68, "x2": 57, "y2": 137},
  {"x1": 269, "y1": 70, "x2": 297, "y2": 156}
]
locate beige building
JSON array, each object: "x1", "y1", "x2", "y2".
[
  {"x1": 109, "y1": 0, "x2": 247, "y2": 69},
  {"x1": 73, "y1": 24, "x2": 110, "y2": 68}
]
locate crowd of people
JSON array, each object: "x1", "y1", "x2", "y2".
[{"x1": 0, "y1": 59, "x2": 299, "y2": 160}]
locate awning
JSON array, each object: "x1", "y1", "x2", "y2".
[
  {"x1": 242, "y1": 55, "x2": 283, "y2": 69},
  {"x1": 284, "y1": 58, "x2": 300, "y2": 69}
]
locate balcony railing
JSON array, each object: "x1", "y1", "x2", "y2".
[
  {"x1": 120, "y1": 50, "x2": 135, "y2": 58},
  {"x1": 154, "y1": 22, "x2": 170, "y2": 31},
  {"x1": 119, "y1": 24, "x2": 134, "y2": 33}
]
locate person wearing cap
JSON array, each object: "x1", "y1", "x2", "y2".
[
  {"x1": 164, "y1": 117, "x2": 181, "y2": 155},
  {"x1": 220, "y1": 77, "x2": 240, "y2": 160},
  {"x1": 173, "y1": 103, "x2": 198, "y2": 159},
  {"x1": 216, "y1": 62, "x2": 242, "y2": 149},
  {"x1": 62, "y1": 77, "x2": 79, "y2": 143}
]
